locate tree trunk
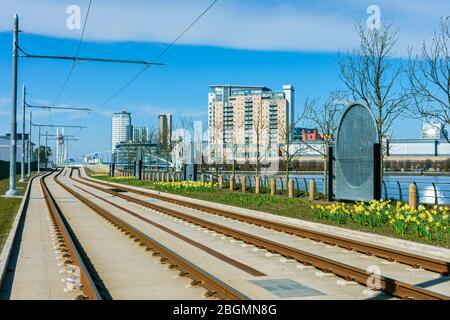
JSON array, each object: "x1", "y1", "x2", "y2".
[
  {"x1": 285, "y1": 158, "x2": 289, "y2": 194},
  {"x1": 323, "y1": 155, "x2": 328, "y2": 196}
]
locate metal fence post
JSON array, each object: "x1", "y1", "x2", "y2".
[
  {"x1": 328, "y1": 146, "x2": 333, "y2": 201},
  {"x1": 396, "y1": 181, "x2": 402, "y2": 201},
  {"x1": 432, "y1": 182, "x2": 438, "y2": 205}
]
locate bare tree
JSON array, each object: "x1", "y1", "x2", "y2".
[
  {"x1": 224, "y1": 118, "x2": 243, "y2": 177},
  {"x1": 147, "y1": 124, "x2": 158, "y2": 145},
  {"x1": 338, "y1": 21, "x2": 408, "y2": 147},
  {"x1": 276, "y1": 107, "x2": 307, "y2": 188},
  {"x1": 253, "y1": 99, "x2": 269, "y2": 179},
  {"x1": 409, "y1": 17, "x2": 450, "y2": 141},
  {"x1": 178, "y1": 115, "x2": 194, "y2": 176},
  {"x1": 304, "y1": 92, "x2": 347, "y2": 195},
  {"x1": 209, "y1": 116, "x2": 224, "y2": 174}
]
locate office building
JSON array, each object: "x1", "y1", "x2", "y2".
[
  {"x1": 158, "y1": 113, "x2": 172, "y2": 150},
  {"x1": 207, "y1": 84, "x2": 293, "y2": 161},
  {"x1": 112, "y1": 110, "x2": 132, "y2": 151},
  {"x1": 421, "y1": 122, "x2": 448, "y2": 139}
]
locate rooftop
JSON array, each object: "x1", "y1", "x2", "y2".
[
  {"x1": 209, "y1": 85, "x2": 271, "y2": 91},
  {"x1": 113, "y1": 110, "x2": 130, "y2": 115}
]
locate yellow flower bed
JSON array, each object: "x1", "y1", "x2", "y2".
[
  {"x1": 108, "y1": 176, "x2": 136, "y2": 181},
  {"x1": 312, "y1": 200, "x2": 449, "y2": 242},
  {"x1": 154, "y1": 181, "x2": 219, "y2": 192}
]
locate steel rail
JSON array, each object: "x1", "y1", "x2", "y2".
[
  {"x1": 57, "y1": 169, "x2": 247, "y2": 300},
  {"x1": 41, "y1": 171, "x2": 101, "y2": 300},
  {"x1": 78, "y1": 171, "x2": 450, "y2": 275},
  {"x1": 73, "y1": 170, "x2": 449, "y2": 300}
]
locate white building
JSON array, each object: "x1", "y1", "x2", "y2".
[
  {"x1": 421, "y1": 122, "x2": 448, "y2": 139},
  {"x1": 112, "y1": 111, "x2": 132, "y2": 151}
]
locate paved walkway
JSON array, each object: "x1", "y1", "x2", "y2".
[
  {"x1": 0, "y1": 175, "x2": 80, "y2": 300},
  {"x1": 46, "y1": 171, "x2": 209, "y2": 299}
]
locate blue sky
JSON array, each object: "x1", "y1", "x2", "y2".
[{"x1": 0, "y1": 0, "x2": 448, "y2": 158}]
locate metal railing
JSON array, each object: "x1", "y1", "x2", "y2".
[
  {"x1": 116, "y1": 168, "x2": 450, "y2": 205},
  {"x1": 201, "y1": 172, "x2": 450, "y2": 205}
]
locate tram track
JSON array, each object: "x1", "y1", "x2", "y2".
[
  {"x1": 79, "y1": 171, "x2": 449, "y2": 275},
  {"x1": 54, "y1": 169, "x2": 248, "y2": 300},
  {"x1": 40, "y1": 171, "x2": 102, "y2": 300},
  {"x1": 73, "y1": 169, "x2": 449, "y2": 300}
]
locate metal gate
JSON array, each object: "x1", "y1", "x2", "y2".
[{"x1": 330, "y1": 103, "x2": 381, "y2": 201}]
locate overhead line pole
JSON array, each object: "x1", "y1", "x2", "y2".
[
  {"x1": 25, "y1": 103, "x2": 93, "y2": 112},
  {"x1": 19, "y1": 50, "x2": 164, "y2": 66},
  {"x1": 6, "y1": 14, "x2": 19, "y2": 197},
  {"x1": 5, "y1": 13, "x2": 164, "y2": 192},
  {"x1": 32, "y1": 124, "x2": 85, "y2": 169},
  {"x1": 47, "y1": 137, "x2": 80, "y2": 166},
  {"x1": 31, "y1": 123, "x2": 87, "y2": 129},
  {"x1": 19, "y1": 85, "x2": 26, "y2": 182},
  {"x1": 45, "y1": 130, "x2": 48, "y2": 169},
  {"x1": 37, "y1": 126, "x2": 41, "y2": 173},
  {"x1": 27, "y1": 111, "x2": 31, "y2": 177}
]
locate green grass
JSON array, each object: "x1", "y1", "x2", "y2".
[
  {"x1": 88, "y1": 174, "x2": 449, "y2": 248},
  {"x1": 0, "y1": 175, "x2": 30, "y2": 252}
]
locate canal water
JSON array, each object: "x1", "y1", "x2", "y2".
[{"x1": 230, "y1": 174, "x2": 450, "y2": 205}]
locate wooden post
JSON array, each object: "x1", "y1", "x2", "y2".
[
  {"x1": 270, "y1": 178, "x2": 276, "y2": 196},
  {"x1": 218, "y1": 175, "x2": 223, "y2": 189},
  {"x1": 172, "y1": 172, "x2": 175, "y2": 183},
  {"x1": 288, "y1": 179, "x2": 294, "y2": 198},
  {"x1": 309, "y1": 180, "x2": 316, "y2": 201},
  {"x1": 178, "y1": 172, "x2": 181, "y2": 182},
  {"x1": 409, "y1": 183, "x2": 417, "y2": 209},
  {"x1": 210, "y1": 174, "x2": 214, "y2": 187},
  {"x1": 200, "y1": 173, "x2": 205, "y2": 185},
  {"x1": 255, "y1": 177, "x2": 260, "y2": 194},
  {"x1": 230, "y1": 175, "x2": 235, "y2": 191},
  {"x1": 241, "y1": 176, "x2": 246, "y2": 192}
]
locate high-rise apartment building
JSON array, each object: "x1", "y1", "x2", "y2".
[
  {"x1": 158, "y1": 113, "x2": 172, "y2": 150},
  {"x1": 112, "y1": 110, "x2": 132, "y2": 151},
  {"x1": 208, "y1": 85, "x2": 293, "y2": 161}
]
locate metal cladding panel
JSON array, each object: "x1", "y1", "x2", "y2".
[{"x1": 334, "y1": 104, "x2": 379, "y2": 201}]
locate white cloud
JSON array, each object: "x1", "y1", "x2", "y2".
[{"x1": 0, "y1": 0, "x2": 447, "y2": 55}]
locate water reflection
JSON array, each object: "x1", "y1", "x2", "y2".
[
  {"x1": 420, "y1": 185, "x2": 444, "y2": 205},
  {"x1": 232, "y1": 173, "x2": 450, "y2": 204}
]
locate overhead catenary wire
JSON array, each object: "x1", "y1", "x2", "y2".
[
  {"x1": 94, "y1": 0, "x2": 219, "y2": 110},
  {"x1": 51, "y1": 0, "x2": 93, "y2": 108}
]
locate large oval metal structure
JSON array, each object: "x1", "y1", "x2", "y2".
[{"x1": 333, "y1": 103, "x2": 380, "y2": 201}]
